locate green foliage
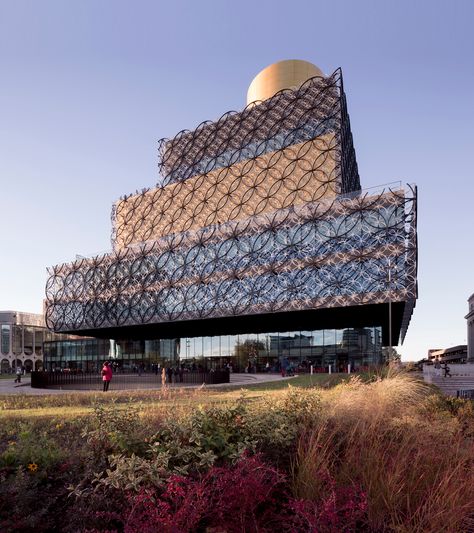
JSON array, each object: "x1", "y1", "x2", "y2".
[
  {"x1": 0, "y1": 373, "x2": 473, "y2": 532},
  {"x1": 85, "y1": 389, "x2": 321, "y2": 492},
  {"x1": 82, "y1": 401, "x2": 147, "y2": 457},
  {"x1": 0, "y1": 422, "x2": 63, "y2": 471},
  {"x1": 146, "y1": 399, "x2": 255, "y2": 475},
  {"x1": 228, "y1": 373, "x2": 349, "y2": 391}
]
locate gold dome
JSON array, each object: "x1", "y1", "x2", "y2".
[{"x1": 247, "y1": 59, "x2": 324, "y2": 106}]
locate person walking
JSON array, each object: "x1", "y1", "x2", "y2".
[
  {"x1": 14, "y1": 366, "x2": 22, "y2": 383},
  {"x1": 442, "y1": 362, "x2": 452, "y2": 378},
  {"x1": 101, "y1": 361, "x2": 113, "y2": 391}
]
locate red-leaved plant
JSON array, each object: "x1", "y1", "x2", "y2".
[
  {"x1": 124, "y1": 454, "x2": 286, "y2": 532},
  {"x1": 123, "y1": 454, "x2": 367, "y2": 533}
]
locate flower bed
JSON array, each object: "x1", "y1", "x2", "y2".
[{"x1": 0, "y1": 373, "x2": 473, "y2": 532}]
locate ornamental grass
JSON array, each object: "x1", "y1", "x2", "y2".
[{"x1": 0, "y1": 371, "x2": 473, "y2": 532}]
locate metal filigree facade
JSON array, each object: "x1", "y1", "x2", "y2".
[
  {"x1": 111, "y1": 70, "x2": 359, "y2": 249},
  {"x1": 45, "y1": 69, "x2": 417, "y2": 342}
]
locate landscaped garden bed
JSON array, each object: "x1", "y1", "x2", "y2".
[{"x1": 0, "y1": 372, "x2": 473, "y2": 532}]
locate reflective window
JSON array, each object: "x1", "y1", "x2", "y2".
[
  {"x1": 193, "y1": 337, "x2": 203, "y2": 359},
  {"x1": 24, "y1": 327, "x2": 34, "y2": 355},
  {"x1": 35, "y1": 329, "x2": 44, "y2": 355},
  {"x1": 202, "y1": 337, "x2": 212, "y2": 359},
  {"x1": 180, "y1": 338, "x2": 192, "y2": 360},
  {"x1": 41, "y1": 326, "x2": 384, "y2": 371},
  {"x1": 12, "y1": 326, "x2": 22, "y2": 355},
  {"x1": 209, "y1": 336, "x2": 220, "y2": 358},
  {"x1": 1, "y1": 325, "x2": 10, "y2": 355},
  {"x1": 324, "y1": 329, "x2": 337, "y2": 368},
  {"x1": 228, "y1": 335, "x2": 238, "y2": 359},
  {"x1": 220, "y1": 335, "x2": 231, "y2": 358},
  {"x1": 300, "y1": 331, "x2": 313, "y2": 361},
  {"x1": 266, "y1": 332, "x2": 280, "y2": 360}
]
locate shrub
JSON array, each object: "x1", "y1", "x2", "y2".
[
  {"x1": 124, "y1": 454, "x2": 287, "y2": 533},
  {"x1": 285, "y1": 480, "x2": 367, "y2": 532},
  {"x1": 145, "y1": 401, "x2": 255, "y2": 475},
  {"x1": 1, "y1": 372, "x2": 474, "y2": 532}
]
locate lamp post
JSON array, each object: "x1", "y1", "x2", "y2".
[
  {"x1": 387, "y1": 258, "x2": 399, "y2": 361},
  {"x1": 388, "y1": 258, "x2": 392, "y2": 356}
]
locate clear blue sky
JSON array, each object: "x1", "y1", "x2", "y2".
[{"x1": 1, "y1": 0, "x2": 473, "y2": 360}]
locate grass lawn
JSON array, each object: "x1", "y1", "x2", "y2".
[
  {"x1": 0, "y1": 373, "x2": 349, "y2": 417},
  {"x1": 227, "y1": 373, "x2": 350, "y2": 391}
]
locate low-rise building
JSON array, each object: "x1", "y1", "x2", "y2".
[
  {"x1": 428, "y1": 345, "x2": 468, "y2": 364},
  {"x1": 0, "y1": 311, "x2": 82, "y2": 372}
]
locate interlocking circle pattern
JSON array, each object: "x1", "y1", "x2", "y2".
[{"x1": 45, "y1": 69, "x2": 417, "y2": 341}]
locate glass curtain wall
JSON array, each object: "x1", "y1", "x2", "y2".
[
  {"x1": 179, "y1": 327, "x2": 383, "y2": 371},
  {"x1": 43, "y1": 327, "x2": 383, "y2": 372}
]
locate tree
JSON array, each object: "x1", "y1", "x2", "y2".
[
  {"x1": 382, "y1": 346, "x2": 401, "y2": 365},
  {"x1": 234, "y1": 339, "x2": 265, "y2": 371}
]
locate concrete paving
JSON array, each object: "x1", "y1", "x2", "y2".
[{"x1": 0, "y1": 372, "x2": 295, "y2": 396}]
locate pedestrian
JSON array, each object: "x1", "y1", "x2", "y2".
[
  {"x1": 102, "y1": 360, "x2": 113, "y2": 391},
  {"x1": 167, "y1": 366, "x2": 173, "y2": 384},
  {"x1": 442, "y1": 362, "x2": 452, "y2": 378},
  {"x1": 14, "y1": 366, "x2": 22, "y2": 383}
]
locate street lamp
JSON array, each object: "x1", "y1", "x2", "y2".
[
  {"x1": 388, "y1": 258, "x2": 392, "y2": 357},
  {"x1": 387, "y1": 257, "x2": 399, "y2": 360}
]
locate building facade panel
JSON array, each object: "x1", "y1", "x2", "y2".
[
  {"x1": 113, "y1": 135, "x2": 337, "y2": 248},
  {"x1": 44, "y1": 61, "x2": 417, "y2": 368},
  {"x1": 46, "y1": 187, "x2": 416, "y2": 336}
]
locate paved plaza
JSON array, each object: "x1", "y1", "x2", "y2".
[{"x1": 0, "y1": 372, "x2": 293, "y2": 395}]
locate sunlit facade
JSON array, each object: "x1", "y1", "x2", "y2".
[{"x1": 44, "y1": 60, "x2": 417, "y2": 372}]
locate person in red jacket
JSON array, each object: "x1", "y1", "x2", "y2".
[{"x1": 101, "y1": 361, "x2": 113, "y2": 391}]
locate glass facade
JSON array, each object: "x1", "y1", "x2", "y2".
[{"x1": 43, "y1": 326, "x2": 382, "y2": 373}]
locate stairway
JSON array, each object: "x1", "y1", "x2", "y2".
[{"x1": 425, "y1": 375, "x2": 474, "y2": 397}]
